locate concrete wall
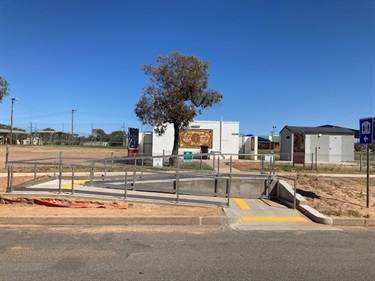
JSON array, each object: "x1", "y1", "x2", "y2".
[
  {"x1": 111, "y1": 175, "x2": 274, "y2": 199},
  {"x1": 152, "y1": 121, "x2": 240, "y2": 165}
]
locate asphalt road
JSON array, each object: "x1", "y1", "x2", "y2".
[{"x1": 0, "y1": 225, "x2": 374, "y2": 281}]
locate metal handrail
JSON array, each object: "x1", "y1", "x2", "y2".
[
  {"x1": 275, "y1": 175, "x2": 298, "y2": 209},
  {"x1": 5, "y1": 151, "x2": 280, "y2": 207}
]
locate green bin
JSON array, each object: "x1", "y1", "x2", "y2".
[{"x1": 200, "y1": 145, "x2": 209, "y2": 159}]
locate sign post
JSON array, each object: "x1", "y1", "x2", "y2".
[{"x1": 359, "y1": 118, "x2": 374, "y2": 208}]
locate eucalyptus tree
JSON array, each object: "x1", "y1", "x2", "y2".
[
  {"x1": 135, "y1": 52, "x2": 223, "y2": 166},
  {"x1": 0, "y1": 76, "x2": 10, "y2": 102}
]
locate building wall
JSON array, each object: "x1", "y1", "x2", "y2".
[
  {"x1": 283, "y1": 133, "x2": 355, "y2": 163},
  {"x1": 340, "y1": 135, "x2": 355, "y2": 162},
  {"x1": 305, "y1": 134, "x2": 354, "y2": 162},
  {"x1": 238, "y1": 136, "x2": 259, "y2": 160},
  {"x1": 152, "y1": 121, "x2": 239, "y2": 164},
  {"x1": 280, "y1": 130, "x2": 293, "y2": 161},
  {"x1": 329, "y1": 135, "x2": 342, "y2": 162},
  {"x1": 305, "y1": 134, "x2": 330, "y2": 162}
]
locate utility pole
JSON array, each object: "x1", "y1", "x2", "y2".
[
  {"x1": 122, "y1": 122, "x2": 126, "y2": 147},
  {"x1": 271, "y1": 126, "x2": 276, "y2": 152},
  {"x1": 9, "y1": 97, "x2": 18, "y2": 145},
  {"x1": 71, "y1": 109, "x2": 77, "y2": 145},
  {"x1": 29, "y1": 122, "x2": 33, "y2": 145}
]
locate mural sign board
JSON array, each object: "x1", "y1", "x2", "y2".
[{"x1": 180, "y1": 129, "x2": 213, "y2": 149}]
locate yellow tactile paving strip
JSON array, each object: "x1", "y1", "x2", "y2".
[
  {"x1": 62, "y1": 179, "x2": 87, "y2": 190},
  {"x1": 242, "y1": 216, "x2": 307, "y2": 222},
  {"x1": 49, "y1": 179, "x2": 88, "y2": 193},
  {"x1": 233, "y1": 198, "x2": 307, "y2": 222},
  {"x1": 232, "y1": 198, "x2": 251, "y2": 210}
]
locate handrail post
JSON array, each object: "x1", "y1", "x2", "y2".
[
  {"x1": 227, "y1": 174, "x2": 232, "y2": 207},
  {"x1": 213, "y1": 154, "x2": 216, "y2": 172},
  {"x1": 230, "y1": 156, "x2": 233, "y2": 174},
  {"x1": 176, "y1": 154, "x2": 180, "y2": 171},
  {"x1": 141, "y1": 157, "x2": 144, "y2": 178},
  {"x1": 6, "y1": 165, "x2": 11, "y2": 193},
  {"x1": 293, "y1": 179, "x2": 297, "y2": 209},
  {"x1": 90, "y1": 162, "x2": 94, "y2": 184},
  {"x1": 5, "y1": 145, "x2": 9, "y2": 169},
  {"x1": 133, "y1": 166, "x2": 136, "y2": 187},
  {"x1": 53, "y1": 160, "x2": 57, "y2": 179},
  {"x1": 269, "y1": 157, "x2": 272, "y2": 175},
  {"x1": 124, "y1": 172, "x2": 128, "y2": 199},
  {"x1": 218, "y1": 155, "x2": 220, "y2": 173},
  {"x1": 58, "y1": 160, "x2": 62, "y2": 194},
  {"x1": 214, "y1": 174, "x2": 218, "y2": 196},
  {"x1": 10, "y1": 165, "x2": 14, "y2": 193},
  {"x1": 176, "y1": 172, "x2": 180, "y2": 203},
  {"x1": 34, "y1": 164, "x2": 37, "y2": 183},
  {"x1": 71, "y1": 166, "x2": 75, "y2": 195}
]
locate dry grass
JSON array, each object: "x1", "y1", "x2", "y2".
[
  {"x1": 232, "y1": 162, "x2": 375, "y2": 218},
  {"x1": 294, "y1": 176, "x2": 375, "y2": 218}
]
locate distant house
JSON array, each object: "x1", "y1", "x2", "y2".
[
  {"x1": 280, "y1": 125, "x2": 355, "y2": 163},
  {"x1": 258, "y1": 135, "x2": 280, "y2": 149},
  {"x1": 0, "y1": 128, "x2": 28, "y2": 144}
]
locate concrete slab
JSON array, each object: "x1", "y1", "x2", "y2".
[
  {"x1": 226, "y1": 198, "x2": 339, "y2": 231},
  {"x1": 9, "y1": 179, "x2": 230, "y2": 208}
]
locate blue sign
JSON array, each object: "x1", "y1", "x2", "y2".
[{"x1": 359, "y1": 118, "x2": 374, "y2": 145}]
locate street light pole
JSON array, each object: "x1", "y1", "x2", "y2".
[
  {"x1": 71, "y1": 109, "x2": 77, "y2": 145},
  {"x1": 271, "y1": 126, "x2": 276, "y2": 152},
  {"x1": 9, "y1": 97, "x2": 18, "y2": 145}
]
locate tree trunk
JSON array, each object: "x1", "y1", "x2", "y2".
[{"x1": 169, "y1": 123, "x2": 180, "y2": 167}]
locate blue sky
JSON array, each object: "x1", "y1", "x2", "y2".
[{"x1": 0, "y1": 0, "x2": 374, "y2": 137}]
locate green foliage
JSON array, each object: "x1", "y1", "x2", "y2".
[
  {"x1": 109, "y1": 130, "x2": 126, "y2": 145},
  {"x1": 92, "y1": 129, "x2": 110, "y2": 142},
  {"x1": 354, "y1": 142, "x2": 364, "y2": 152},
  {"x1": 0, "y1": 123, "x2": 25, "y2": 132},
  {"x1": 0, "y1": 76, "x2": 10, "y2": 102},
  {"x1": 0, "y1": 124, "x2": 10, "y2": 130}
]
